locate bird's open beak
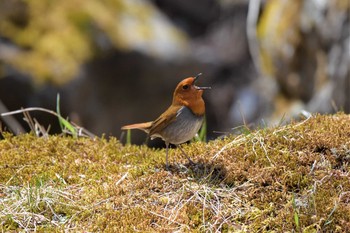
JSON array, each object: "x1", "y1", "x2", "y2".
[{"x1": 193, "y1": 73, "x2": 211, "y2": 90}]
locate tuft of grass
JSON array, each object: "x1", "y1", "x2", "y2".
[
  {"x1": 0, "y1": 99, "x2": 95, "y2": 138},
  {"x1": 198, "y1": 116, "x2": 207, "y2": 142},
  {"x1": 292, "y1": 193, "x2": 301, "y2": 232},
  {"x1": 126, "y1": 129, "x2": 132, "y2": 145},
  {"x1": 194, "y1": 116, "x2": 207, "y2": 142},
  {"x1": 0, "y1": 178, "x2": 83, "y2": 231},
  {"x1": 56, "y1": 93, "x2": 77, "y2": 138}
]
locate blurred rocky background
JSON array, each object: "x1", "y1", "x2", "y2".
[{"x1": 0, "y1": 0, "x2": 349, "y2": 144}]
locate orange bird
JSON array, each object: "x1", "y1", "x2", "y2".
[{"x1": 121, "y1": 73, "x2": 210, "y2": 168}]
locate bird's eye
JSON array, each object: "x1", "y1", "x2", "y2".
[{"x1": 182, "y1": 84, "x2": 189, "y2": 90}]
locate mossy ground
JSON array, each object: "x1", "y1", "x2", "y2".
[{"x1": 0, "y1": 113, "x2": 349, "y2": 232}]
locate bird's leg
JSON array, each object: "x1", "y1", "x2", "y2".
[
  {"x1": 178, "y1": 145, "x2": 195, "y2": 165},
  {"x1": 165, "y1": 142, "x2": 169, "y2": 169}
]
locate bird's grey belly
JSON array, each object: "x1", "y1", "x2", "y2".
[{"x1": 154, "y1": 106, "x2": 203, "y2": 145}]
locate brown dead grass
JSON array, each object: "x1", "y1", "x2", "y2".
[{"x1": 0, "y1": 113, "x2": 349, "y2": 232}]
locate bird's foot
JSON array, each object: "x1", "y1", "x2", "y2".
[{"x1": 178, "y1": 146, "x2": 196, "y2": 166}]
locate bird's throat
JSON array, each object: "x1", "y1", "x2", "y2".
[{"x1": 177, "y1": 98, "x2": 205, "y2": 116}]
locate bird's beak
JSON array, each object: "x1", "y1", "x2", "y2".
[{"x1": 193, "y1": 73, "x2": 211, "y2": 90}]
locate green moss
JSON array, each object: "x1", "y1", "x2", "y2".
[{"x1": 0, "y1": 113, "x2": 349, "y2": 231}]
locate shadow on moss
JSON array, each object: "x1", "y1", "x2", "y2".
[{"x1": 166, "y1": 160, "x2": 227, "y2": 185}]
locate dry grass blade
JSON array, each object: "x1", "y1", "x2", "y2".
[
  {"x1": 251, "y1": 133, "x2": 275, "y2": 166},
  {"x1": 22, "y1": 109, "x2": 36, "y2": 133},
  {"x1": 212, "y1": 113, "x2": 313, "y2": 160},
  {"x1": 22, "y1": 110, "x2": 50, "y2": 138},
  {"x1": 70, "y1": 122, "x2": 96, "y2": 138},
  {"x1": 1, "y1": 107, "x2": 95, "y2": 138},
  {"x1": 145, "y1": 179, "x2": 251, "y2": 232},
  {"x1": 212, "y1": 134, "x2": 247, "y2": 159}
]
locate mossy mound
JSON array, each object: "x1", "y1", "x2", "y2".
[{"x1": 0, "y1": 113, "x2": 349, "y2": 232}]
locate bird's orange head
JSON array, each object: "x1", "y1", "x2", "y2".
[{"x1": 172, "y1": 73, "x2": 211, "y2": 116}]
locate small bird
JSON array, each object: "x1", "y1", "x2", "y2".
[{"x1": 121, "y1": 73, "x2": 210, "y2": 168}]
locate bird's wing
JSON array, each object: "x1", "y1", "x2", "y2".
[{"x1": 149, "y1": 105, "x2": 183, "y2": 136}]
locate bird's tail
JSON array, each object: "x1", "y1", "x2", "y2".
[{"x1": 121, "y1": 121, "x2": 152, "y2": 134}]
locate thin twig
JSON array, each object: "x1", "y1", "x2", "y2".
[{"x1": 1, "y1": 107, "x2": 63, "y2": 118}]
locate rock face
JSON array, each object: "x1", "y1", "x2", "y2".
[{"x1": 0, "y1": 0, "x2": 349, "y2": 144}]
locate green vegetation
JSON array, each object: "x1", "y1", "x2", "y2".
[
  {"x1": 194, "y1": 116, "x2": 207, "y2": 142},
  {"x1": 56, "y1": 94, "x2": 77, "y2": 138},
  {"x1": 0, "y1": 113, "x2": 349, "y2": 232}
]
